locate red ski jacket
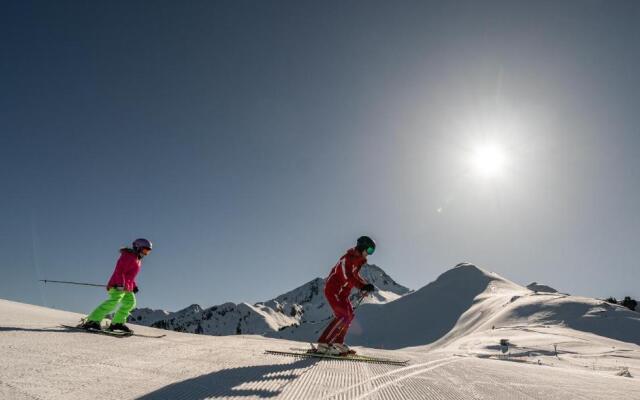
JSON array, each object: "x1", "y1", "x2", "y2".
[
  {"x1": 107, "y1": 249, "x2": 142, "y2": 292},
  {"x1": 324, "y1": 247, "x2": 368, "y2": 298}
]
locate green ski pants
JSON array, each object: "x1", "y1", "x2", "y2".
[{"x1": 87, "y1": 288, "x2": 136, "y2": 324}]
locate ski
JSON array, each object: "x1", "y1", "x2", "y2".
[
  {"x1": 129, "y1": 331, "x2": 167, "y2": 339},
  {"x1": 265, "y1": 349, "x2": 409, "y2": 366},
  {"x1": 59, "y1": 325, "x2": 166, "y2": 339},
  {"x1": 60, "y1": 324, "x2": 131, "y2": 337},
  {"x1": 289, "y1": 344, "x2": 408, "y2": 365}
]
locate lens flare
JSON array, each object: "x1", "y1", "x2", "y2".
[{"x1": 470, "y1": 144, "x2": 506, "y2": 178}]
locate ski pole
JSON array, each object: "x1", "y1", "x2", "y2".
[
  {"x1": 352, "y1": 292, "x2": 366, "y2": 311},
  {"x1": 39, "y1": 279, "x2": 106, "y2": 288}
]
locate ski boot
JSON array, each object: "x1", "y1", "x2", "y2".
[
  {"x1": 80, "y1": 320, "x2": 102, "y2": 331},
  {"x1": 313, "y1": 343, "x2": 343, "y2": 356},
  {"x1": 332, "y1": 343, "x2": 357, "y2": 356},
  {"x1": 108, "y1": 323, "x2": 134, "y2": 334}
]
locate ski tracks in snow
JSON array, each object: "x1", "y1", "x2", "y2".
[
  {"x1": 274, "y1": 355, "x2": 461, "y2": 400},
  {"x1": 274, "y1": 353, "x2": 640, "y2": 400},
  {"x1": 324, "y1": 356, "x2": 462, "y2": 400}
]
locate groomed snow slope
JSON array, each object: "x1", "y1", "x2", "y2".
[{"x1": 2, "y1": 298, "x2": 640, "y2": 400}]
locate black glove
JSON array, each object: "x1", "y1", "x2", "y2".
[
  {"x1": 361, "y1": 283, "x2": 375, "y2": 293},
  {"x1": 133, "y1": 286, "x2": 139, "y2": 294}
]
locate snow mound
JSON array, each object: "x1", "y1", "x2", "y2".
[
  {"x1": 395, "y1": 263, "x2": 640, "y2": 350},
  {"x1": 345, "y1": 262, "x2": 526, "y2": 349},
  {"x1": 484, "y1": 294, "x2": 640, "y2": 345},
  {"x1": 417, "y1": 264, "x2": 640, "y2": 350}
]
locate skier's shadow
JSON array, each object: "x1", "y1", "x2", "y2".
[{"x1": 135, "y1": 358, "x2": 318, "y2": 399}]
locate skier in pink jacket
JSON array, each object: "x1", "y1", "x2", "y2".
[{"x1": 81, "y1": 238, "x2": 152, "y2": 333}]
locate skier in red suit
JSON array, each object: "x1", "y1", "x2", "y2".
[{"x1": 316, "y1": 236, "x2": 376, "y2": 355}]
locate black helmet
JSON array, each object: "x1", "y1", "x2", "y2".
[
  {"x1": 356, "y1": 236, "x2": 376, "y2": 255},
  {"x1": 132, "y1": 238, "x2": 152, "y2": 251}
]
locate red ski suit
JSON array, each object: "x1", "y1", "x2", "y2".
[{"x1": 318, "y1": 247, "x2": 368, "y2": 344}]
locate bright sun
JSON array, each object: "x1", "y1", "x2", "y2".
[{"x1": 470, "y1": 143, "x2": 507, "y2": 178}]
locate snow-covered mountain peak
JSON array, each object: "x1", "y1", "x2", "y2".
[
  {"x1": 359, "y1": 264, "x2": 411, "y2": 295},
  {"x1": 188, "y1": 303, "x2": 203, "y2": 312},
  {"x1": 440, "y1": 262, "x2": 522, "y2": 287},
  {"x1": 265, "y1": 277, "x2": 324, "y2": 307},
  {"x1": 414, "y1": 262, "x2": 525, "y2": 303},
  {"x1": 262, "y1": 264, "x2": 410, "y2": 325},
  {"x1": 176, "y1": 304, "x2": 203, "y2": 315}
]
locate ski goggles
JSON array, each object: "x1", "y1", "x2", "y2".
[{"x1": 366, "y1": 246, "x2": 375, "y2": 255}]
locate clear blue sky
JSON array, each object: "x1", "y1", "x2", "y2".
[{"x1": 2, "y1": 1, "x2": 639, "y2": 313}]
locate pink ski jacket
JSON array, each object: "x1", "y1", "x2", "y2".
[{"x1": 106, "y1": 249, "x2": 142, "y2": 292}]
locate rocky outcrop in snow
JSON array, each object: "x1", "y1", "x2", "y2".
[{"x1": 526, "y1": 282, "x2": 558, "y2": 293}]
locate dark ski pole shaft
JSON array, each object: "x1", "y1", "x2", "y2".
[{"x1": 39, "y1": 279, "x2": 106, "y2": 288}]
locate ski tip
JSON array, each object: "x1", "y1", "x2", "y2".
[{"x1": 133, "y1": 333, "x2": 167, "y2": 339}]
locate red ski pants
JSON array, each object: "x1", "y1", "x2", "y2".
[{"x1": 318, "y1": 289, "x2": 354, "y2": 344}]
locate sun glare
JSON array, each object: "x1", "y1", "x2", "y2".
[{"x1": 470, "y1": 144, "x2": 507, "y2": 178}]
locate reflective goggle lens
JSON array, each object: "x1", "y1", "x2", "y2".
[{"x1": 366, "y1": 246, "x2": 375, "y2": 255}]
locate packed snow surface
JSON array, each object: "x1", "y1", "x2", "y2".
[{"x1": 3, "y1": 263, "x2": 640, "y2": 399}]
